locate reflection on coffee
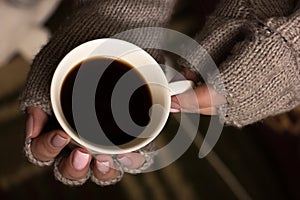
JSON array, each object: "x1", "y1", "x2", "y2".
[{"x1": 60, "y1": 57, "x2": 152, "y2": 146}]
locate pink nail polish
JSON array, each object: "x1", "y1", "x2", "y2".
[
  {"x1": 170, "y1": 101, "x2": 181, "y2": 113},
  {"x1": 26, "y1": 115, "x2": 33, "y2": 138},
  {"x1": 170, "y1": 108, "x2": 181, "y2": 113},
  {"x1": 72, "y1": 150, "x2": 90, "y2": 170},
  {"x1": 51, "y1": 134, "x2": 68, "y2": 148},
  {"x1": 96, "y1": 160, "x2": 110, "y2": 174},
  {"x1": 118, "y1": 156, "x2": 132, "y2": 167}
]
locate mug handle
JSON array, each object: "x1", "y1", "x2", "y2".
[{"x1": 168, "y1": 80, "x2": 195, "y2": 96}]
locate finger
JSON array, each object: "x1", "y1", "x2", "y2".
[
  {"x1": 117, "y1": 153, "x2": 145, "y2": 170},
  {"x1": 93, "y1": 155, "x2": 120, "y2": 181},
  {"x1": 59, "y1": 148, "x2": 92, "y2": 180},
  {"x1": 170, "y1": 105, "x2": 217, "y2": 115},
  {"x1": 183, "y1": 107, "x2": 218, "y2": 115},
  {"x1": 26, "y1": 107, "x2": 48, "y2": 139},
  {"x1": 31, "y1": 130, "x2": 70, "y2": 162},
  {"x1": 171, "y1": 84, "x2": 226, "y2": 113}
]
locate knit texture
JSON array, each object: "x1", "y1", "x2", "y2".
[
  {"x1": 179, "y1": 0, "x2": 300, "y2": 127},
  {"x1": 24, "y1": 138, "x2": 156, "y2": 186},
  {"x1": 24, "y1": 138, "x2": 55, "y2": 166},
  {"x1": 90, "y1": 159, "x2": 124, "y2": 186},
  {"x1": 54, "y1": 157, "x2": 91, "y2": 186},
  {"x1": 20, "y1": 0, "x2": 177, "y2": 115}
]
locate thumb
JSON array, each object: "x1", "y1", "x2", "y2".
[
  {"x1": 26, "y1": 107, "x2": 49, "y2": 139},
  {"x1": 170, "y1": 84, "x2": 226, "y2": 115}
]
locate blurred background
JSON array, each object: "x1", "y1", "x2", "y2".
[{"x1": 1, "y1": 0, "x2": 300, "y2": 199}]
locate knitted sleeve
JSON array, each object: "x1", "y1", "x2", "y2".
[
  {"x1": 179, "y1": 0, "x2": 300, "y2": 127},
  {"x1": 20, "y1": 0, "x2": 177, "y2": 115}
]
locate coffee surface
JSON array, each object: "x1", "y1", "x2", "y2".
[{"x1": 60, "y1": 57, "x2": 152, "y2": 146}]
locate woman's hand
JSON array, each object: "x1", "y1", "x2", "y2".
[
  {"x1": 25, "y1": 107, "x2": 150, "y2": 186},
  {"x1": 174, "y1": 0, "x2": 300, "y2": 127},
  {"x1": 170, "y1": 68, "x2": 227, "y2": 115}
]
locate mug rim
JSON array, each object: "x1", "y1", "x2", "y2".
[{"x1": 50, "y1": 38, "x2": 171, "y2": 154}]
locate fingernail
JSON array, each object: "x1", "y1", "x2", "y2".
[
  {"x1": 170, "y1": 102, "x2": 181, "y2": 113},
  {"x1": 26, "y1": 115, "x2": 33, "y2": 138},
  {"x1": 72, "y1": 150, "x2": 90, "y2": 170},
  {"x1": 51, "y1": 134, "x2": 68, "y2": 148},
  {"x1": 96, "y1": 160, "x2": 110, "y2": 174},
  {"x1": 118, "y1": 156, "x2": 132, "y2": 167},
  {"x1": 170, "y1": 108, "x2": 181, "y2": 113}
]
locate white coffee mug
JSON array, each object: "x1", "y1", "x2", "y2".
[{"x1": 51, "y1": 38, "x2": 193, "y2": 155}]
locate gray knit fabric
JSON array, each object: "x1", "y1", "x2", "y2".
[
  {"x1": 54, "y1": 157, "x2": 91, "y2": 186},
  {"x1": 24, "y1": 138, "x2": 55, "y2": 166},
  {"x1": 20, "y1": 0, "x2": 177, "y2": 115},
  {"x1": 179, "y1": 0, "x2": 300, "y2": 127},
  {"x1": 90, "y1": 158, "x2": 124, "y2": 186},
  {"x1": 24, "y1": 135, "x2": 156, "y2": 186}
]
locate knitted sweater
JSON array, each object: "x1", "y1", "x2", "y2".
[
  {"x1": 179, "y1": 0, "x2": 300, "y2": 127},
  {"x1": 20, "y1": 0, "x2": 300, "y2": 127}
]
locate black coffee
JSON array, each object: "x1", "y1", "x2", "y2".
[{"x1": 60, "y1": 57, "x2": 152, "y2": 146}]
